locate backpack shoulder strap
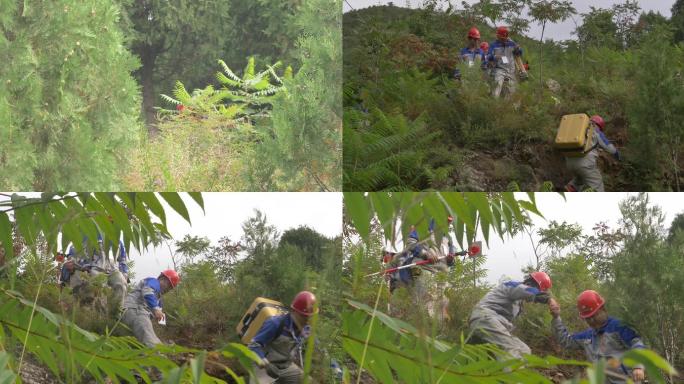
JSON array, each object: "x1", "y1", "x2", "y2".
[
  {"x1": 583, "y1": 125, "x2": 599, "y2": 154},
  {"x1": 276, "y1": 314, "x2": 289, "y2": 337}
]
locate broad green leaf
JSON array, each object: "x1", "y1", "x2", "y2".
[
  {"x1": 344, "y1": 193, "x2": 370, "y2": 241},
  {"x1": 164, "y1": 366, "x2": 186, "y2": 384},
  {"x1": 518, "y1": 200, "x2": 543, "y2": 219},
  {"x1": 139, "y1": 192, "x2": 167, "y2": 226},
  {"x1": 467, "y1": 193, "x2": 493, "y2": 244},
  {"x1": 440, "y1": 193, "x2": 474, "y2": 232},
  {"x1": 500, "y1": 192, "x2": 524, "y2": 224},
  {"x1": 187, "y1": 192, "x2": 205, "y2": 214},
  {"x1": 370, "y1": 193, "x2": 394, "y2": 234},
  {"x1": 159, "y1": 192, "x2": 192, "y2": 224},
  {"x1": 191, "y1": 352, "x2": 206, "y2": 384},
  {"x1": 623, "y1": 348, "x2": 678, "y2": 382}
]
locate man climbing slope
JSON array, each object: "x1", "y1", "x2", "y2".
[
  {"x1": 121, "y1": 269, "x2": 180, "y2": 347},
  {"x1": 468, "y1": 272, "x2": 552, "y2": 358},
  {"x1": 565, "y1": 115, "x2": 621, "y2": 192},
  {"x1": 549, "y1": 290, "x2": 645, "y2": 383},
  {"x1": 248, "y1": 291, "x2": 318, "y2": 384}
]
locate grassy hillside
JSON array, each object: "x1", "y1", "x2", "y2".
[{"x1": 343, "y1": 4, "x2": 684, "y2": 191}]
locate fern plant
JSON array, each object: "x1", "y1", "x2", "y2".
[
  {"x1": 343, "y1": 108, "x2": 441, "y2": 191},
  {"x1": 160, "y1": 57, "x2": 292, "y2": 125}
]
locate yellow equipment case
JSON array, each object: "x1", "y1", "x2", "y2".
[
  {"x1": 236, "y1": 297, "x2": 289, "y2": 344},
  {"x1": 554, "y1": 114, "x2": 594, "y2": 157}
]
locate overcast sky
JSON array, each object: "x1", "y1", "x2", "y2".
[
  {"x1": 343, "y1": 0, "x2": 674, "y2": 41},
  {"x1": 475, "y1": 193, "x2": 684, "y2": 284},
  {"x1": 128, "y1": 193, "x2": 343, "y2": 280}
]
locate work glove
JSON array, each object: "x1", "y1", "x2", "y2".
[
  {"x1": 513, "y1": 47, "x2": 522, "y2": 56},
  {"x1": 533, "y1": 292, "x2": 550, "y2": 304},
  {"x1": 446, "y1": 254, "x2": 455, "y2": 266},
  {"x1": 548, "y1": 298, "x2": 561, "y2": 318},
  {"x1": 632, "y1": 367, "x2": 645, "y2": 382},
  {"x1": 153, "y1": 308, "x2": 164, "y2": 322},
  {"x1": 257, "y1": 358, "x2": 269, "y2": 368}
]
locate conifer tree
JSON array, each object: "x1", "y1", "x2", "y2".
[
  {"x1": 628, "y1": 27, "x2": 684, "y2": 191},
  {"x1": 673, "y1": 0, "x2": 684, "y2": 43},
  {"x1": 260, "y1": 0, "x2": 343, "y2": 191},
  {"x1": 0, "y1": 0, "x2": 141, "y2": 190}
]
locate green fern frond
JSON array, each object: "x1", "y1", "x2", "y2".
[
  {"x1": 172, "y1": 81, "x2": 193, "y2": 105},
  {"x1": 506, "y1": 181, "x2": 522, "y2": 192},
  {"x1": 251, "y1": 75, "x2": 272, "y2": 91},
  {"x1": 252, "y1": 87, "x2": 282, "y2": 97},
  {"x1": 219, "y1": 104, "x2": 244, "y2": 119},
  {"x1": 284, "y1": 66, "x2": 294, "y2": 80},
  {"x1": 267, "y1": 63, "x2": 285, "y2": 85},
  {"x1": 218, "y1": 60, "x2": 243, "y2": 84},
  {"x1": 160, "y1": 94, "x2": 181, "y2": 106},
  {"x1": 541, "y1": 181, "x2": 554, "y2": 192},
  {"x1": 244, "y1": 57, "x2": 256, "y2": 80}
]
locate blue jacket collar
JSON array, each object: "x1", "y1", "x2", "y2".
[{"x1": 593, "y1": 316, "x2": 617, "y2": 335}]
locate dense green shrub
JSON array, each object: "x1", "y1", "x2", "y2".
[{"x1": 0, "y1": 0, "x2": 141, "y2": 190}]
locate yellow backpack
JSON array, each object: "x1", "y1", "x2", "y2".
[
  {"x1": 554, "y1": 114, "x2": 595, "y2": 157},
  {"x1": 236, "y1": 297, "x2": 289, "y2": 344}
]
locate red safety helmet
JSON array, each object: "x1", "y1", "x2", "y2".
[
  {"x1": 160, "y1": 269, "x2": 180, "y2": 288},
  {"x1": 480, "y1": 42, "x2": 489, "y2": 52},
  {"x1": 529, "y1": 271, "x2": 552, "y2": 291},
  {"x1": 577, "y1": 290, "x2": 605, "y2": 319},
  {"x1": 291, "y1": 291, "x2": 318, "y2": 317},
  {"x1": 590, "y1": 115, "x2": 605, "y2": 131},
  {"x1": 468, "y1": 27, "x2": 481, "y2": 39},
  {"x1": 496, "y1": 26, "x2": 509, "y2": 39}
]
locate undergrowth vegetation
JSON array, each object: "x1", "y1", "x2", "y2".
[
  {"x1": 343, "y1": 2, "x2": 684, "y2": 191},
  {"x1": 0, "y1": 193, "x2": 343, "y2": 383},
  {"x1": 1, "y1": 0, "x2": 341, "y2": 191},
  {"x1": 341, "y1": 192, "x2": 680, "y2": 383}
]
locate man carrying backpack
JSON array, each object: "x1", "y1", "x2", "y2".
[
  {"x1": 248, "y1": 291, "x2": 318, "y2": 384},
  {"x1": 565, "y1": 115, "x2": 621, "y2": 192}
]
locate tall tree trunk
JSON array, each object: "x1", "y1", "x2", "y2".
[{"x1": 139, "y1": 46, "x2": 159, "y2": 136}]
